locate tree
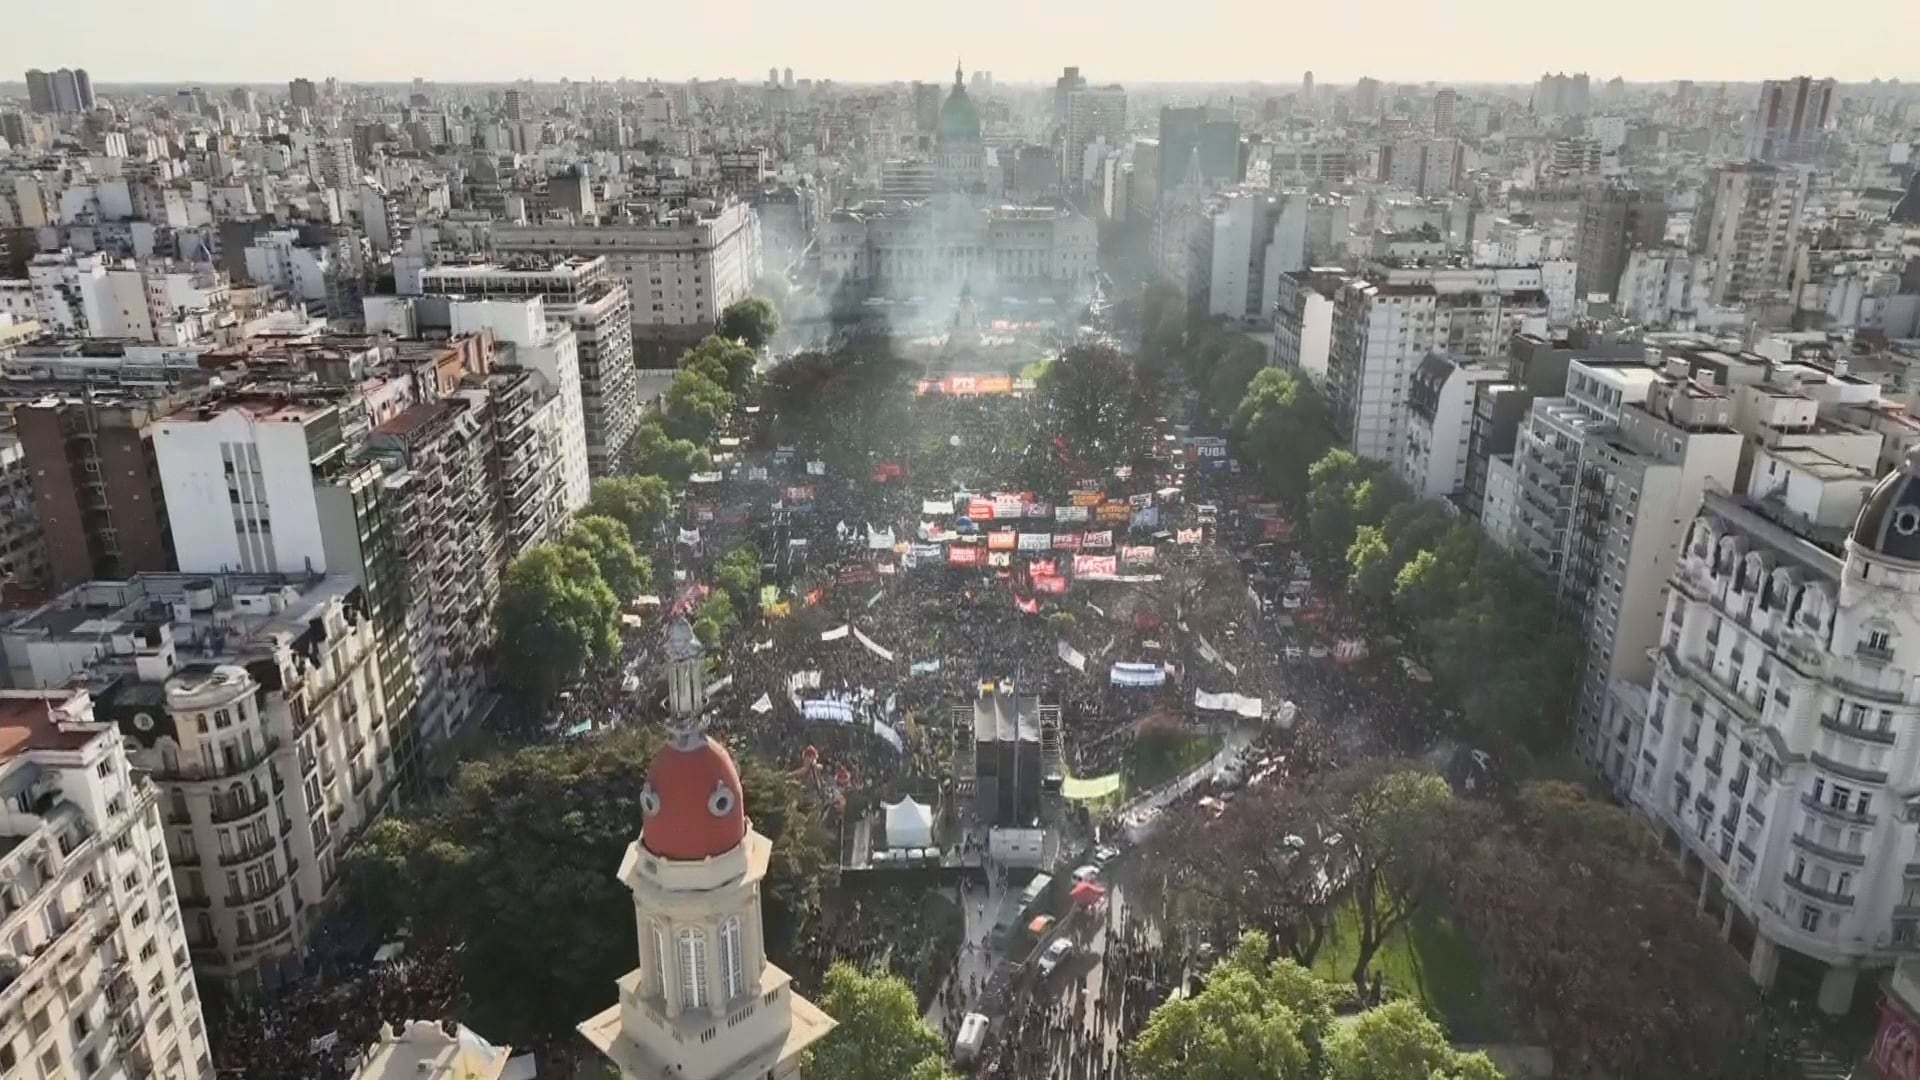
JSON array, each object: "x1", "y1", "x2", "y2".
[
  {"x1": 1129, "y1": 931, "x2": 1501, "y2": 1080},
  {"x1": 1231, "y1": 368, "x2": 1336, "y2": 503},
  {"x1": 1204, "y1": 337, "x2": 1268, "y2": 423},
  {"x1": 715, "y1": 545, "x2": 762, "y2": 610},
  {"x1": 719, "y1": 297, "x2": 781, "y2": 350},
  {"x1": 1339, "y1": 769, "x2": 1454, "y2": 995},
  {"x1": 1325, "y1": 1001, "x2": 1504, "y2": 1080},
  {"x1": 663, "y1": 367, "x2": 733, "y2": 442},
  {"x1": 494, "y1": 544, "x2": 620, "y2": 700},
  {"x1": 693, "y1": 588, "x2": 740, "y2": 645},
  {"x1": 588, "y1": 474, "x2": 674, "y2": 545},
  {"x1": 807, "y1": 965, "x2": 953, "y2": 1080},
  {"x1": 1442, "y1": 783, "x2": 1765, "y2": 1079},
  {"x1": 559, "y1": 515, "x2": 652, "y2": 601},
  {"x1": 337, "y1": 729, "x2": 835, "y2": 1048},
  {"x1": 626, "y1": 420, "x2": 713, "y2": 484},
  {"x1": 1033, "y1": 342, "x2": 1156, "y2": 482},
  {"x1": 683, "y1": 333, "x2": 761, "y2": 396}
]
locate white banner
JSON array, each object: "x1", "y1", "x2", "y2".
[
  {"x1": 677, "y1": 528, "x2": 702, "y2": 546},
  {"x1": 750, "y1": 693, "x2": 774, "y2": 715},
  {"x1": 871, "y1": 717, "x2": 905, "y2": 753},
  {"x1": 993, "y1": 494, "x2": 1024, "y2": 518},
  {"x1": 910, "y1": 659, "x2": 942, "y2": 675},
  {"x1": 1055, "y1": 505, "x2": 1091, "y2": 523},
  {"x1": 1196, "y1": 635, "x2": 1239, "y2": 676},
  {"x1": 802, "y1": 699, "x2": 857, "y2": 724},
  {"x1": 867, "y1": 525, "x2": 896, "y2": 550},
  {"x1": 1194, "y1": 690, "x2": 1263, "y2": 719},
  {"x1": 807, "y1": 460, "x2": 827, "y2": 475},
  {"x1": 1057, "y1": 639, "x2": 1087, "y2": 672},
  {"x1": 922, "y1": 499, "x2": 954, "y2": 516},
  {"x1": 1018, "y1": 532, "x2": 1052, "y2": 552},
  {"x1": 1110, "y1": 662, "x2": 1166, "y2": 687},
  {"x1": 821, "y1": 625, "x2": 851, "y2": 642},
  {"x1": 853, "y1": 627, "x2": 896, "y2": 662}
]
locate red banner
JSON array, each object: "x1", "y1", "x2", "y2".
[
  {"x1": 967, "y1": 498, "x2": 995, "y2": 521},
  {"x1": 1262, "y1": 518, "x2": 1296, "y2": 540},
  {"x1": 1028, "y1": 558, "x2": 1059, "y2": 578},
  {"x1": 1073, "y1": 555, "x2": 1118, "y2": 578},
  {"x1": 871, "y1": 462, "x2": 908, "y2": 482},
  {"x1": 987, "y1": 531, "x2": 1017, "y2": 551},
  {"x1": 1874, "y1": 1002, "x2": 1920, "y2": 1080},
  {"x1": 782, "y1": 485, "x2": 815, "y2": 503},
  {"x1": 948, "y1": 546, "x2": 984, "y2": 568},
  {"x1": 1033, "y1": 574, "x2": 1069, "y2": 595},
  {"x1": 1016, "y1": 595, "x2": 1040, "y2": 614},
  {"x1": 1052, "y1": 533, "x2": 1083, "y2": 551}
]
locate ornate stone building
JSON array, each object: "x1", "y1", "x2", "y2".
[{"x1": 578, "y1": 621, "x2": 834, "y2": 1080}]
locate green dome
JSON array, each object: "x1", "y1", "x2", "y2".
[{"x1": 938, "y1": 64, "x2": 981, "y2": 146}]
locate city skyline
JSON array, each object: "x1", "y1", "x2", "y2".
[{"x1": 5, "y1": 0, "x2": 1918, "y2": 86}]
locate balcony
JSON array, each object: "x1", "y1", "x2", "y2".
[
  {"x1": 151, "y1": 737, "x2": 281, "y2": 783},
  {"x1": 1791, "y1": 832, "x2": 1867, "y2": 867},
  {"x1": 1857, "y1": 642, "x2": 1894, "y2": 665},
  {"x1": 1819, "y1": 713, "x2": 1897, "y2": 746},
  {"x1": 1831, "y1": 671, "x2": 1905, "y2": 705},
  {"x1": 1809, "y1": 751, "x2": 1888, "y2": 785},
  {"x1": 217, "y1": 836, "x2": 276, "y2": 867},
  {"x1": 1802, "y1": 792, "x2": 1876, "y2": 826},
  {"x1": 225, "y1": 871, "x2": 287, "y2": 907},
  {"x1": 208, "y1": 787, "x2": 270, "y2": 824},
  {"x1": 236, "y1": 909, "x2": 293, "y2": 947},
  {"x1": 1783, "y1": 872, "x2": 1856, "y2": 907}
]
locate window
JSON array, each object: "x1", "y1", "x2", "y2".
[
  {"x1": 678, "y1": 929, "x2": 708, "y2": 1010},
  {"x1": 1800, "y1": 905, "x2": 1823, "y2": 933},
  {"x1": 719, "y1": 916, "x2": 745, "y2": 1000}
]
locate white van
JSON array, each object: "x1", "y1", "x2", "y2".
[{"x1": 954, "y1": 1012, "x2": 990, "y2": 1065}]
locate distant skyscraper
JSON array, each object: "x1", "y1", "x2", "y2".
[
  {"x1": 23, "y1": 69, "x2": 52, "y2": 114},
  {"x1": 768, "y1": 67, "x2": 779, "y2": 86},
  {"x1": 1054, "y1": 66, "x2": 1087, "y2": 128},
  {"x1": 1698, "y1": 160, "x2": 1810, "y2": 304},
  {"x1": 783, "y1": 67, "x2": 793, "y2": 89},
  {"x1": 1432, "y1": 87, "x2": 1457, "y2": 133},
  {"x1": 1574, "y1": 183, "x2": 1667, "y2": 302},
  {"x1": 49, "y1": 68, "x2": 81, "y2": 114},
  {"x1": 1063, "y1": 84, "x2": 1127, "y2": 191},
  {"x1": 289, "y1": 76, "x2": 317, "y2": 109},
  {"x1": 1302, "y1": 70, "x2": 1314, "y2": 101},
  {"x1": 1746, "y1": 77, "x2": 1835, "y2": 162},
  {"x1": 1354, "y1": 76, "x2": 1381, "y2": 115},
  {"x1": 504, "y1": 88, "x2": 531, "y2": 121},
  {"x1": 72, "y1": 69, "x2": 93, "y2": 111}
]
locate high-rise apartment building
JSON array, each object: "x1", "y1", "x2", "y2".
[
  {"x1": 1431, "y1": 88, "x2": 1457, "y2": 133},
  {"x1": 1, "y1": 574, "x2": 402, "y2": 991},
  {"x1": 1747, "y1": 77, "x2": 1835, "y2": 163},
  {"x1": 288, "y1": 78, "x2": 317, "y2": 110},
  {"x1": 24, "y1": 70, "x2": 54, "y2": 115},
  {"x1": 49, "y1": 70, "x2": 84, "y2": 115},
  {"x1": 1326, "y1": 265, "x2": 1553, "y2": 462},
  {"x1": 1574, "y1": 183, "x2": 1668, "y2": 304},
  {"x1": 421, "y1": 257, "x2": 640, "y2": 476},
  {"x1": 1698, "y1": 161, "x2": 1810, "y2": 305},
  {"x1": 0, "y1": 434, "x2": 49, "y2": 589},
  {"x1": 13, "y1": 393, "x2": 181, "y2": 586},
  {"x1": 502, "y1": 90, "x2": 531, "y2": 123},
  {"x1": 0, "y1": 685, "x2": 211, "y2": 1078},
  {"x1": 1052, "y1": 66, "x2": 1087, "y2": 129},
  {"x1": 1062, "y1": 86, "x2": 1127, "y2": 193},
  {"x1": 447, "y1": 298, "x2": 590, "y2": 514},
  {"x1": 1353, "y1": 77, "x2": 1381, "y2": 115}
]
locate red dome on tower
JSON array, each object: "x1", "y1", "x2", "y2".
[{"x1": 640, "y1": 735, "x2": 747, "y2": 862}]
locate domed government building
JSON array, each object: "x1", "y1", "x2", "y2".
[{"x1": 578, "y1": 620, "x2": 834, "y2": 1080}]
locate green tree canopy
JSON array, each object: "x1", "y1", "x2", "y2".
[
  {"x1": 693, "y1": 588, "x2": 740, "y2": 645},
  {"x1": 715, "y1": 545, "x2": 762, "y2": 610},
  {"x1": 718, "y1": 297, "x2": 781, "y2": 350},
  {"x1": 559, "y1": 514, "x2": 652, "y2": 601},
  {"x1": 663, "y1": 367, "x2": 733, "y2": 442},
  {"x1": 1130, "y1": 931, "x2": 1499, "y2": 1080},
  {"x1": 807, "y1": 965, "x2": 955, "y2": 1080},
  {"x1": 338, "y1": 728, "x2": 835, "y2": 1048},
  {"x1": 626, "y1": 420, "x2": 714, "y2": 484},
  {"x1": 1032, "y1": 342, "x2": 1157, "y2": 483},
  {"x1": 494, "y1": 544, "x2": 620, "y2": 699},
  {"x1": 587, "y1": 474, "x2": 674, "y2": 545},
  {"x1": 1231, "y1": 368, "x2": 1337, "y2": 502},
  {"x1": 683, "y1": 333, "x2": 762, "y2": 396}
]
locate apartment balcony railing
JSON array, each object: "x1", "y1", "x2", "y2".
[
  {"x1": 216, "y1": 835, "x2": 277, "y2": 868},
  {"x1": 1857, "y1": 642, "x2": 1895, "y2": 665},
  {"x1": 1801, "y1": 792, "x2": 1876, "y2": 827},
  {"x1": 225, "y1": 870, "x2": 287, "y2": 907},
  {"x1": 208, "y1": 786, "x2": 270, "y2": 824},
  {"x1": 1783, "y1": 872, "x2": 1857, "y2": 907},
  {"x1": 1790, "y1": 832, "x2": 1867, "y2": 867},
  {"x1": 1809, "y1": 751, "x2": 1888, "y2": 786},
  {"x1": 1819, "y1": 713, "x2": 1897, "y2": 746},
  {"x1": 150, "y1": 737, "x2": 280, "y2": 783}
]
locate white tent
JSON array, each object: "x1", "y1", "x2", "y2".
[{"x1": 883, "y1": 797, "x2": 935, "y2": 849}]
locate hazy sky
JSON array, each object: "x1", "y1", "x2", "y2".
[{"x1": 5, "y1": 0, "x2": 1918, "y2": 86}]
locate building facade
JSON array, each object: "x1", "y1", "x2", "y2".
[
  {"x1": 1698, "y1": 162, "x2": 1810, "y2": 306},
  {"x1": 0, "y1": 686, "x2": 210, "y2": 1079}
]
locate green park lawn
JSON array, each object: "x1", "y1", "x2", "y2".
[
  {"x1": 1124, "y1": 728, "x2": 1222, "y2": 794},
  {"x1": 1310, "y1": 898, "x2": 1516, "y2": 1043}
]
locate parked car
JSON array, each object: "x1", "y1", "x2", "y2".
[{"x1": 1037, "y1": 938, "x2": 1075, "y2": 976}]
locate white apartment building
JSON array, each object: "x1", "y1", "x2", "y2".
[
  {"x1": 1063, "y1": 86, "x2": 1127, "y2": 192},
  {"x1": 1326, "y1": 264, "x2": 1552, "y2": 463},
  {"x1": 1629, "y1": 470, "x2": 1920, "y2": 1016},
  {"x1": 152, "y1": 397, "x2": 348, "y2": 577},
  {"x1": 243, "y1": 232, "x2": 332, "y2": 305},
  {"x1": 0, "y1": 575, "x2": 402, "y2": 990},
  {"x1": 420, "y1": 257, "x2": 639, "y2": 477},
  {"x1": 491, "y1": 200, "x2": 761, "y2": 342},
  {"x1": 0, "y1": 686, "x2": 211, "y2": 1079},
  {"x1": 1208, "y1": 192, "x2": 1281, "y2": 322},
  {"x1": 1270, "y1": 269, "x2": 1340, "y2": 383},
  {"x1": 449, "y1": 298, "x2": 590, "y2": 515},
  {"x1": 1398, "y1": 354, "x2": 1507, "y2": 501}
]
